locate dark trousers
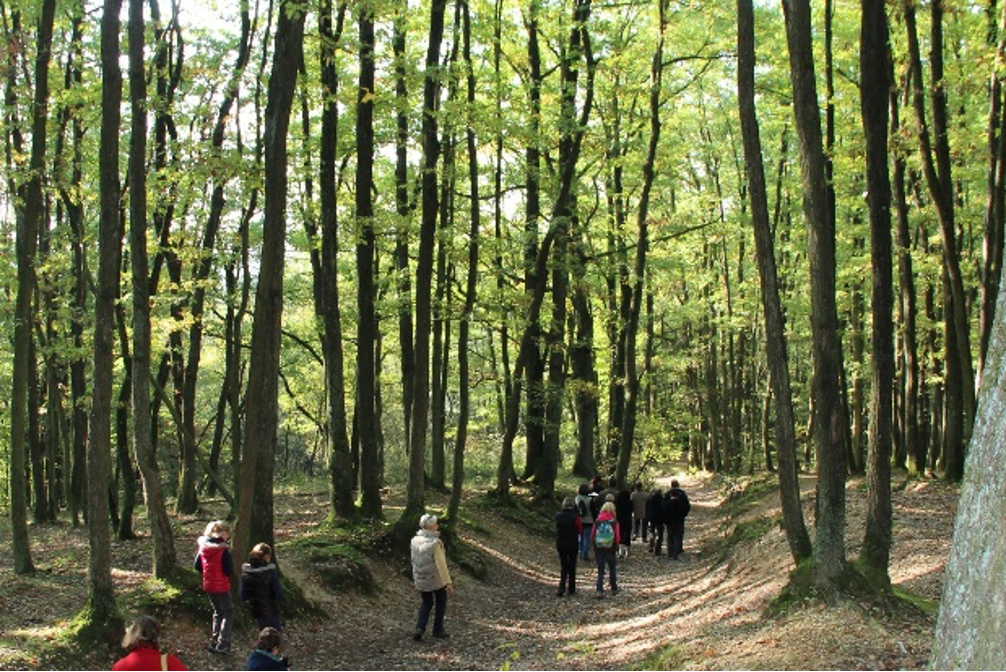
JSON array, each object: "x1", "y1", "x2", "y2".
[
  {"x1": 633, "y1": 516, "x2": 647, "y2": 540},
  {"x1": 416, "y1": 587, "x2": 448, "y2": 635},
  {"x1": 207, "y1": 591, "x2": 234, "y2": 647},
  {"x1": 667, "y1": 523, "x2": 685, "y2": 559},
  {"x1": 649, "y1": 521, "x2": 664, "y2": 554},
  {"x1": 557, "y1": 546, "x2": 578, "y2": 594}
]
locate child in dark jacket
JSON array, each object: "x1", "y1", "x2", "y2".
[
  {"x1": 242, "y1": 543, "x2": 285, "y2": 630},
  {"x1": 194, "y1": 520, "x2": 234, "y2": 655},
  {"x1": 245, "y1": 627, "x2": 289, "y2": 671}
]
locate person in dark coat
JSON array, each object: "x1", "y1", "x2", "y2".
[
  {"x1": 245, "y1": 627, "x2": 289, "y2": 671},
  {"x1": 554, "y1": 497, "x2": 582, "y2": 596},
  {"x1": 646, "y1": 489, "x2": 664, "y2": 554},
  {"x1": 664, "y1": 480, "x2": 691, "y2": 560},
  {"x1": 241, "y1": 543, "x2": 285, "y2": 630},
  {"x1": 615, "y1": 489, "x2": 633, "y2": 558}
]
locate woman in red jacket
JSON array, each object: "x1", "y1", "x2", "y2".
[{"x1": 112, "y1": 615, "x2": 188, "y2": 671}]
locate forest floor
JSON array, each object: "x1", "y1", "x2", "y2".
[{"x1": 0, "y1": 467, "x2": 956, "y2": 670}]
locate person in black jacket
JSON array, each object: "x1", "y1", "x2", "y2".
[
  {"x1": 646, "y1": 489, "x2": 664, "y2": 555},
  {"x1": 615, "y1": 489, "x2": 633, "y2": 559},
  {"x1": 663, "y1": 480, "x2": 691, "y2": 560},
  {"x1": 555, "y1": 498, "x2": 582, "y2": 596},
  {"x1": 241, "y1": 543, "x2": 285, "y2": 630}
]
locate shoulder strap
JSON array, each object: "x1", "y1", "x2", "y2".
[{"x1": 161, "y1": 652, "x2": 168, "y2": 672}]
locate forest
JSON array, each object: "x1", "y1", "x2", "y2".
[{"x1": 2, "y1": 0, "x2": 1006, "y2": 667}]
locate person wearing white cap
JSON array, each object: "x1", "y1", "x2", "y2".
[{"x1": 410, "y1": 513, "x2": 454, "y2": 641}]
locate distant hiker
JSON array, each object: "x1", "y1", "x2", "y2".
[
  {"x1": 575, "y1": 483, "x2": 595, "y2": 560},
  {"x1": 245, "y1": 627, "x2": 289, "y2": 671},
  {"x1": 598, "y1": 477, "x2": 619, "y2": 507},
  {"x1": 592, "y1": 501, "x2": 621, "y2": 597},
  {"x1": 589, "y1": 476, "x2": 605, "y2": 520},
  {"x1": 194, "y1": 520, "x2": 234, "y2": 655},
  {"x1": 664, "y1": 480, "x2": 692, "y2": 560},
  {"x1": 242, "y1": 542, "x2": 285, "y2": 630},
  {"x1": 112, "y1": 615, "x2": 188, "y2": 671},
  {"x1": 630, "y1": 482, "x2": 649, "y2": 541},
  {"x1": 615, "y1": 489, "x2": 633, "y2": 559},
  {"x1": 646, "y1": 489, "x2": 664, "y2": 554},
  {"x1": 554, "y1": 497, "x2": 582, "y2": 596},
  {"x1": 410, "y1": 513, "x2": 454, "y2": 641}
]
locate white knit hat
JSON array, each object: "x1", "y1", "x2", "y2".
[{"x1": 420, "y1": 513, "x2": 438, "y2": 529}]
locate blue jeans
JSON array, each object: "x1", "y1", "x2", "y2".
[
  {"x1": 416, "y1": 587, "x2": 448, "y2": 635},
  {"x1": 595, "y1": 549, "x2": 617, "y2": 593},
  {"x1": 579, "y1": 527, "x2": 593, "y2": 559}
]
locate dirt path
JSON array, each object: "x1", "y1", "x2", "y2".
[{"x1": 0, "y1": 469, "x2": 952, "y2": 670}]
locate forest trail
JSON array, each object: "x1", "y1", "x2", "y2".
[{"x1": 0, "y1": 469, "x2": 953, "y2": 670}]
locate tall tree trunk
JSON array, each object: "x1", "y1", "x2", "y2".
[
  {"x1": 737, "y1": 0, "x2": 811, "y2": 563},
  {"x1": 570, "y1": 232, "x2": 598, "y2": 478},
  {"x1": 616, "y1": 0, "x2": 664, "y2": 488},
  {"x1": 393, "y1": 8, "x2": 415, "y2": 453},
  {"x1": 405, "y1": 0, "x2": 448, "y2": 520},
  {"x1": 83, "y1": 0, "x2": 124, "y2": 630},
  {"x1": 521, "y1": 0, "x2": 546, "y2": 484},
  {"x1": 930, "y1": 259, "x2": 1006, "y2": 668},
  {"x1": 232, "y1": 0, "x2": 305, "y2": 571},
  {"x1": 449, "y1": 0, "x2": 479, "y2": 521},
  {"x1": 356, "y1": 0, "x2": 383, "y2": 520},
  {"x1": 782, "y1": 0, "x2": 848, "y2": 583},
  {"x1": 904, "y1": 0, "x2": 975, "y2": 479},
  {"x1": 859, "y1": 0, "x2": 894, "y2": 582},
  {"x1": 320, "y1": 0, "x2": 354, "y2": 519},
  {"x1": 129, "y1": 0, "x2": 177, "y2": 576},
  {"x1": 892, "y1": 77, "x2": 923, "y2": 475},
  {"x1": 11, "y1": 0, "x2": 56, "y2": 574}
]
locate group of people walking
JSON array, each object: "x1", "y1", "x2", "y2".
[
  {"x1": 113, "y1": 520, "x2": 290, "y2": 671},
  {"x1": 556, "y1": 478, "x2": 691, "y2": 598}
]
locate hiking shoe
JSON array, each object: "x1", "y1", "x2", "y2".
[
  {"x1": 556, "y1": 590, "x2": 565, "y2": 597},
  {"x1": 595, "y1": 590, "x2": 604, "y2": 599},
  {"x1": 432, "y1": 631, "x2": 450, "y2": 639},
  {"x1": 209, "y1": 644, "x2": 231, "y2": 655},
  {"x1": 413, "y1": 630, "x2": 423, "y2": 642}
]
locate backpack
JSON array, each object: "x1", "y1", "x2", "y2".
[
  {"x1": 594, "y1": 519, "x2": 615, "y2": 549},
  {"x1": 577, "y1": 498, "x2": 588, "y2": 518}
]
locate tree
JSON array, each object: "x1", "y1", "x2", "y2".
[
  {"x1": 10, "y1": 0, "x2": 57, "y2": 575},
  {"x1": 930, "y1": 272, "x2": 1006, "y2": 667},
  {"x1": 404, "y1": 0, "x2": 448, "y2": 522},
  {"x1": 79, "y1": 0, "x2": 125, "y2": 635},
  {"x1": 129, "y1": 0, "x2": 177, "y2": 577},
  {"x1": 781, "y1": 0, "x2": 848, "y2": 583},
  {"x1": 232, "y1": 0, "x2": 306, "y2": 570},
  {"x1": 859, "y1": 0, "x2": 894, "y2": 582},
  {"x1": 737, "y1": 0, "x2": 811, "y2": 563},
  {"x1": 356, "y1": 0, "x2": 383, "y2": 520}
]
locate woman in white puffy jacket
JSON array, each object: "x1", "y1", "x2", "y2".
[{"x1": 410, "y1": 513, "x2": 454, "y2": 641}]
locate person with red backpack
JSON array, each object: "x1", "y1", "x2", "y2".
[{"x1": 591, "y1": 501, "x2": 621, "y2": 598}]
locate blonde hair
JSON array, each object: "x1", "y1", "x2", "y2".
[
  {"x1": 249, "y1": 542, "x2": 272, "y2": 563},
  {"x1": 204, "y1": 520, "x2": 231, "y2": 538},
  {"x1": 601, "y1": 502, "x2": 616, "y2": 515},
  {"x1": 122, "y1": 614, "x2": 159, "y2": 651}
]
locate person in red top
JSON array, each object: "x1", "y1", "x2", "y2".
[
  {"x1": 194, "y1": 520, "x2": 235, "y2": 655},
  {"x1": 112, "y1": 615, "x2": 188, "y2": 671},
  {"x1": 591, "y1": 501, "x2": 621, "y2": 598}
]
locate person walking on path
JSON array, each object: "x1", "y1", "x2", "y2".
[
  {"x1": 630, "y1": 482, "x2": 649, "y2": 541},
  {"x1": 245, "y1": 627, "x2": 290, "y2": 671},
  {"x1": 194, "y1": 520, "x2": 235, "y2": 655},
  {"x1": 112, "y1": 615, "x2": 188, "y2": 671},
  {"x1": 664, "y1": 480, "x2": 692, "y2": 560},
  {"x1": 554, "y1": 497, "x2": 582, "y2": 596},
  {"x1": 592, "y1": 501, "x2": 621, "y2": 597},
  {"x1": 574, "y1": 483, "x2": 594, "y2": 560},
  {"x1": 241, "y1": 542, "x2": 284, "y2": 630},
  {"x1": 615, "y1": 489, "x2": 633, "y2": 559},
  {"x1": 410, "y1": 513, "x2": 454, "y2": 641},
  {"x1": 646, "y1": 489, "x2": 664, "y2": 555}
]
